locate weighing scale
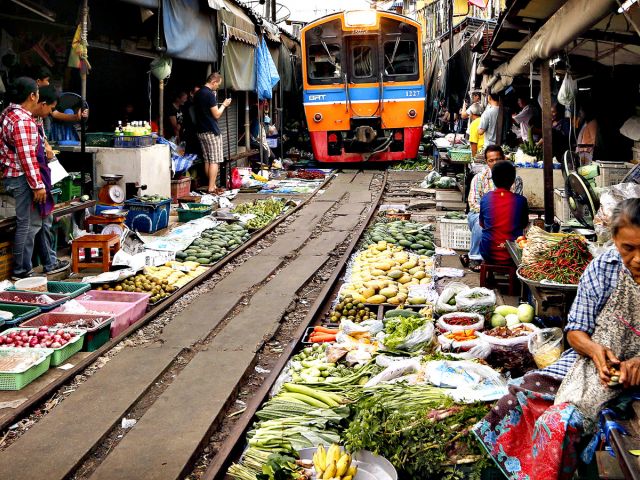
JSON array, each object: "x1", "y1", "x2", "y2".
[{"x1": 92, "y1": 174, "x2": 127, "y2": 234}]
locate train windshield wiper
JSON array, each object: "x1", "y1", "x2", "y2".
[
  {"x1": 386, "y1": 36, "x2": 401, "y2": 73},
  {"x1": 320, "y1": 40, "x2": 337, "y2": 66}
]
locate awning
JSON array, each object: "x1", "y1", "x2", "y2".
[
  {"x1": 219, "y1": 0, "x2": 258, "y2": 47},
  {"x1": 162, "y1": 0, "x2": 218, "y2": 63},
  {"x1": 486, "y1": 0, "x2": 617, "y2": 92},
  {"x1": 217, "y1": 0, "x2": 257, "y2": 91}
]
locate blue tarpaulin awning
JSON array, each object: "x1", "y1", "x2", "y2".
[{"x1": 162, "y1": 0, "x2": 218, "y2": 63}]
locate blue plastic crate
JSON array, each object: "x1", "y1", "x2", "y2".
[
  {"x1": 114, "y1": 135, "x2": 154, "y2": 148},
  {"x1": 124, "y1": 199, "x2": 171, "y2": 233}
]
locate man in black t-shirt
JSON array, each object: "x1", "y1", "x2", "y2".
[
  {"x1": 164, "y1": 91, "x2": 187, "y2": 142},
  {"x1": 193, "y1": 72, "x2": 231, "y2": 193}
]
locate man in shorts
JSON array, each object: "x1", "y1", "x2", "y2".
[{"x1": 194, "y1": 72, "x2": 232, "y2": 193}]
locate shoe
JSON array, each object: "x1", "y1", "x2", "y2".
[
  {"x1": 469, "y1": 260, "x2": 482, "y2": 273},
  {"x1": 11, "y1": 270, "x2": 34, "y2": 281},
  {"x1": 459, "y1": 254, "x2": 470, "y2": 268},
  {"x1": 45, "y1": 260, "x2": 70, "y2": 275}
]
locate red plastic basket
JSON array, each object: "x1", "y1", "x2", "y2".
[{"x1": 53, "y1": 300, "x2": 135, "y2": 338}]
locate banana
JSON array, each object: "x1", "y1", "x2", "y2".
[
  {"x1": 347, "y1": 465, "x2": 357, "y2": 476},
  {"x1": 326, "y1": 444, "x2": 341, "y2": 465},
  {"x1": 317, "y1": 445, "x2": 327, "y2": 471},
  {"x1": 322, "y1": 460, "x2": 336, "y2": 479},
  {"x1": 336, "y1": 453, "x2": 350, "y2": 476},
  {"x1": 343, "y1": 476, "x2": 353, "y2": 480},
  {"x1": 313, "y1": 452, "x2": 324, "y2": 477}
]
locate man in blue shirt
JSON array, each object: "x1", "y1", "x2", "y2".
[{"x1": 194, "y1": 72, "x2": 231, "y2": 194}]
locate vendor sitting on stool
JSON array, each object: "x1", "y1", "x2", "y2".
[
  {"x1": 479, "y1": 161, "x2": 529, "y2": 265},
  {"x1": 461, "y1": 145, "x2": 523, "y2": 272}
]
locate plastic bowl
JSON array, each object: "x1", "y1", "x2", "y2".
[{"x1": 14, "y1": 277, "x2": 47, "y2": 293}]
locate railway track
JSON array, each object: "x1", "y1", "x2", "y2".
[{"x1": 0, "y1": 169, "x2": 387, "y2": 480}]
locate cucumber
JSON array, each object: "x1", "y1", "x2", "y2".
[
  {"x1": 185, "y1": 256, "x2": 198, "y2": 262},
  {"x1": 410, "y1": 243, "x2": 423, "y2": 250},
  {"x1": 398, "y1": 240, "x2": 412, "y2": 247},
  {"x1": 196, "y1": 257, "x2": 210, "y2": 264},
  {"x1": 384, "y1": 309, "x2": 420, "y2": 319}
]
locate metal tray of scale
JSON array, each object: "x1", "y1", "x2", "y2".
[
  {"x1": 516, "y1": 266, "x2": 578, "y2": 292},
  {"x1": 298, "y1": 448, "x2": 397, "y2": 480}
]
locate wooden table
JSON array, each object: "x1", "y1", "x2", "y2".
[
  {"x1": 0, "y1": 200, "x2": 96, "y2": 232},
  {"x1": 71, "y1": 233, "x2": 121, "y2": 273}
]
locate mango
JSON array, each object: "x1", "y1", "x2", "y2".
[
  {"x1": 387, "y1": 270, "x2": 404, "y2": 279},
  {"x1": 379, "y1": 287, "x2": 398, "y2": 298},
  {"x1": 367, "y1": 295, "x2": 386, "y2": 304}
]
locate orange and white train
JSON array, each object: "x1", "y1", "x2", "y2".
[{"x1": 301, "y1": 9, "x2": 425, "y2": 163}]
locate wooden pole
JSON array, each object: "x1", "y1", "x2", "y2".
[
  {"x1": 158, "y1": 79, "x2": 164, "y2": 137},
  {"x1": 245, "y1": 91, "x2": 250, "y2": 151},
  {"x1": 80, "y1": 0, "x2": 88, "y2": 154},
  {"x1": 541, "y1": 59, "x2": 555, "y2": 229}
]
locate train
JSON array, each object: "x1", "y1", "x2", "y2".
[{"x1": 301, "y1": 9, "x2": 425, "y2": 163}]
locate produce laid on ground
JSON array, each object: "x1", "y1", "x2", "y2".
[
  {"x1": 133, "y1": 194, "x2": 170, "y2": 203},
  {"x1": 389, "y1": 157, "x2": 432, "y2": 171},
  {"x1": 364, "y1": 220, "x2": 436, "y2": 256},
  {"x1": 232, "y1": 198, "x2": 287, "y2": 230},
  {"x1": 327, "y1": 295, "x2": 377, "y2": 323},
  {"x1": 286, "y1": 170, "x2": 326, "y2": 180},
  {"x1": 106, "y1": 273, "x2": 178, "y2": 303},
  {"x1": 519, "y1": 235, "x2": 592, "y2": 285},
  {"x1": 176, "y1": 223, "x2": 251, "y2": 264}
]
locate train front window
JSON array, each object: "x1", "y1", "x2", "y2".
[
  {"x1": 384, "y1": 40, "x2": 417, "y2": 77},
  {"x1": 352, "y1": 46, "x2": 374, "y2": 79},
  {"x1": 308, "y1": 43, "x2": 342, "y2": 82}
]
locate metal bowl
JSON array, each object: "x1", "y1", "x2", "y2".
[{"x1": 297, "y1": 448, "x2": 397, "y2": 480}]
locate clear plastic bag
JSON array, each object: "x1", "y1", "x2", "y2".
[
  {"x1": 528, "y1": 327, "x2": 564, "y2": 369},
  {"x1": 365, "y1": 357, "x2": 422, "y2": 387},
  {"x1": 444, "y1": 341, "x2": 492, "y2": 360},
  {"x1": 557, "y1": 73, "x2": 577, "y2": 107},
  {"x1": 455, "y1": 288, "x2": 496, "y2": 316},
  {"x1": 381, "y1": 322, "x2": 434, "y2": 352},
  {"x1": 437, "y1": 333, "x2": 483, "y2": 351},
  {"x1": 436, "y1": 312, "x2": 485, "y2": 332},
  {"x1": 477, "y1": 323, "x2": 540, "y2": 347},
  {"x1": 436, "y1": 282, "x2": 470, "y2": 314}
]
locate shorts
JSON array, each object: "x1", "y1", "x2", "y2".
[{"x1": 197, "y1": 132, "x2": 224, "y2": 164}]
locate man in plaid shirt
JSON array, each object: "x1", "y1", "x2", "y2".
[{"x1": 0, "y1": 77, "x2": 46, "y2": 279}]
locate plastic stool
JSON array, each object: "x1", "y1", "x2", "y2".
[
  {"x1": 71, "y1": 234, "x2": 120, "y2": 273},
  {"x1": 480, "y1": 262, "x2": 519, "y2": 296}
]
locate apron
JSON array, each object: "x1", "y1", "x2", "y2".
[
  {"x1": 555, "y1": 270, "x2": 640, "y2": 430},
  {"x1": 35, "y1": 124, "x2": 54, "y2": 218}
]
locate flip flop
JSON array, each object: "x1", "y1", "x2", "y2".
[
  {"x1": 459, "y1": 254, "x2": 470, "y2": 268},
  {"x1": 469, "y1": 261, "x2": 482, "y2": 273}
]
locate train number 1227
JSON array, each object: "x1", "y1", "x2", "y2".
[{"x1": 405, "y1": 90, "x2": 421, "y2": 97}]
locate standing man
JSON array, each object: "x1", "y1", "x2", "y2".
[
  {"x1": 460, "y1": 90, "x2": 482, "y2": 134},
  {"x1": 478, "y1": 92, "x2": 500, "y2": 147},
  {"x1": 512, "y1": 95, "x2": 537, "y2": 142},
  {"x1": 468, "y1": 103, "x2": 484, "y2": 158},
  {"x1": 193, "y1": 73, "x2": 231, "y2": 194},
  {"x1": 0, "y1": 77, "x2": 43, "y2": 280},
  {"x1": 164, "y1": 90, "x2": 187, "y2": 143}
]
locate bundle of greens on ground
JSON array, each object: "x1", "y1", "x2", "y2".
[
  {"x1": 344, "y1": 383, "x2": 490, "y2": 480},
  {"x1": 232, "y1": 198, "x2": 288, "y2": 230}
]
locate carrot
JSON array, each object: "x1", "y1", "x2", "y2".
[
  {"x1": 309, "y1": 333, "x2": 337, "y2": 343},
  {"x1": 313, "y1": 326, "x2": 339, "y2": 334}
]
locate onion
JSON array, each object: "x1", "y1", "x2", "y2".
[
  {"x1": 51, "y1": 342, "x2": 62, "y2": 348},
  {"x1": 55, "y1": 329, "x2": 64, "y2": 336},
  {"x1": 39, "y1": 326, "x2": 48, "y2": 332}
]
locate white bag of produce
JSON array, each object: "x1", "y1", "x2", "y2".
[
  {"x1": 476, "y1": 323, "x2": 540, "y2": 347},
  {"x1": 435, "y1": 282, "x2": 470, "y2": 314},
  {"x1": 445, "y1": 341, "x2": 492, "y2": 361},
  {"x1": 436, "y1": 312, "x2": 484, "y2": 332},
  {"x1": 345, "y1": 349, "x2": 373, "y2": 366},
  {"x1": 341, "y1": 319, "x2": 384, "y2": 337},
  {"x1": 455, "y1": 288, "x2": 496, "y2": 316},
  {"x1": 381, "y1": 322, "x2": 434, "y2": 353},
  {"x1": 437, "y1": 333, "x2": 483, "y2": 351},
  {"x1": 57, "y1": 299, "x2": 89, "y2": 314},
  {"x1": 425, "y1": 360, "x2": 508, "y2": 402},
  {"x1": 365, "y1": 357, "x2": 422, "y2": 387}
]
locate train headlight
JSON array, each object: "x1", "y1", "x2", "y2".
[
  {"x1": 313, "y1": 113, "x2": 323, "y2": 123},
  {"x1": 408, "y1": 109, "x2": 417, "y2": 119}
]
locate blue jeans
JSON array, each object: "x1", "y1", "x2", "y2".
[
  {"x1": 4, "y1": 176, "x2": 45, "y2": 276},
  {"x1": 467, "y1": 211, "x2": 484, "y2": 261},
  {"x1": 35, "y1": 214, "x2": 57, "y2": 271}
]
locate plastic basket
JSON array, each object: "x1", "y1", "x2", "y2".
[
  {"x1": 85, "y1": 132, "x2": 114, "y2": 147},
  {"x1": 20, "y1": 312, "x2": 113, "y2": 352},
  {"x1": 114, "y1": 135, "x2": 154, "y2": 148},
  {"x1": 9, "y1": 281, "x2": 91, "y2": 298},
  {"x1": 55, "y1": 173, "x2": 82, "y2": 202},
  {"x1": 177, "y1": 203, "x2": 212, "y2": 223},
  {"x1": 79, "y1": 290, "x2": 150, "y2": 330},
  {"x1": 439, "y1": 218, "x2": 471, "y2": 250},
  {"x1": 553, "y1": 188, "x2": 574, "y2": 223},
  {"x1": 0, "y1": 348, "x2": 52, "y2": 390},
  {"x1": 53, "y1": 300, "x2": 136, "y2": 338},
  {"x1": 1, "y1": 328, "x2": 85, "y2": 366},
  {"x1": 594, "y1": 161, "x2": 634, "y2": 188},
  {"x1": 447, "y1": 148, "x2": 472, "y2": 163},
  {"x1": 125, "y1": 198, "x2": 171, "y2": 233},
  {"x1": 171, "y1": 177, "x2": 192, "y2": 202},
  {"x1": 0, "y1": 291, "x2": 68, "y2": 311},
  {"x1": 0, "y1": 304, "x2": 41, "y2": 328}
]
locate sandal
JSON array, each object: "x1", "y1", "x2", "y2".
[
  {"x1": 459, "y1": 254, "x2": 470, "y2": 268},
  {"x1": 469, "y1": 261, "x2": 482, "y2": 273}
]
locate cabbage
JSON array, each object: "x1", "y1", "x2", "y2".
[
  {"x1": 506, "y1": 314, "x2": 520, "y2": 327},
  {"x1": 490, "y1": 313, "x2": 506, "y2": 327},
  {"x1": 517, "y1": 304, "x2": 535, "y2": 323}
]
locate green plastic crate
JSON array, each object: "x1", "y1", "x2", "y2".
[
  {"x1": 0, "y1": 304, "x2": 41, "y2": 329},
  {"x1": 10, "y1": 281, "x2": 91, "y2": 298},
  {"x1": 55, "y1": 174, "x2": 82, "y2": 202},
  {"x1": 177, "y1": 203, "x2": 212, "y2": 223},
  {"x1": 3, "y1": 328, "x2": 85, "y2": 366},
  {"x1": 83, "y1": 320, "x2": 113, "y2": 352},
  {"x1": 448, "y1": 148, "x2": 472, "y2": 163},
  {"x1": 0, "y1": 348, "x2": 52, "y2": 390}
]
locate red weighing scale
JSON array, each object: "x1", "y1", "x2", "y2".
[{"x1": 90, "y1": 174, "x2": 127, "y2": 234}]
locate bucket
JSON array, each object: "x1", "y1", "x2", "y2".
[
  {"x1": 14, "y1": 277, "x2": 47, "y2": 293},
  {"x1": 528, "y1": 328, "x2": 564, "y2": 369}
]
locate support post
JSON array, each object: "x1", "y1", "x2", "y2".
[
  {"x1": 541, "y1": 59, "x2": 555, "y2": 229},
  {"x1": 80, "y1": 0, "x2": 88, "y2": 154},
  {"x1": 245, "y1": 91, "x2": 250, "y2": 150},
  {"x1": 158, "y1": 79, "x2": 164, "y2": 137}
]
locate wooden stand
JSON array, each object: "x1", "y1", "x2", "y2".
[
  {"x1": 72, "y1": 234, "x2": 121, "y2": 273},
  {"x1": 480, "y1": 263, "x2": 519, "y2": 296}
]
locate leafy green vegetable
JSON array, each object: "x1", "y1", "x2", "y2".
[
  {"x1": 383, "y1": 315, "x2": 426, "y2": 350},
  {"x1": 256, "y1": 453, "x2": 300, "y2": 480}
]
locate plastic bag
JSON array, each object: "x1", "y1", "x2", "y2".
[
  {"x1": 435, "y1": 282, "x2": 470, "y2": 314},
  {"x1": 57, "y1": 299, "x2": 89, "y2": 314},
  {"x1": 382, "y1": 322, "x2": 434, "y2": 352},
  {"x1": 444, "y1": 341, "x2": 492, "y2": 360},
  {"x1": 230, "y1": 167, "x2": 243, "y2": 189},
  {"x1": 421, "y1": 171, "x2": 441, "y2": 189},
  {"x1": 594, "y1": 183, "x2": 640, "y2": 242},
  {"x1": 528, "y1": 327, "x2": 564, "y2": 369},
  {"x1": 437, "y1": 333, "x2": 483, "y2": 351},
  {"x1": 436, "y1": 312, "x2": 485, "y2": 332},
  {"x1": 455, "y1": 288, "x2": 496, "y2": 316},
  {"x1": 557, "y1": 73, "x2": 577, "y2": 107},
  {"x1": 345, "y1": 349, "x2": 373, "y2": 366},
  {"x1": 619, "y1": 115, "x2": 640, "y2": 141},
  {"x1": 365, "y1": 357, "x2": 422, "y2": 387},
  {"x1": 477, "y1": 323, "x2": 540, "y2": 347}
]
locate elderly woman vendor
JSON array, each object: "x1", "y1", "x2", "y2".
[{"x1": 474, "y1": 197, "x2": 640, "y2": 480}]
